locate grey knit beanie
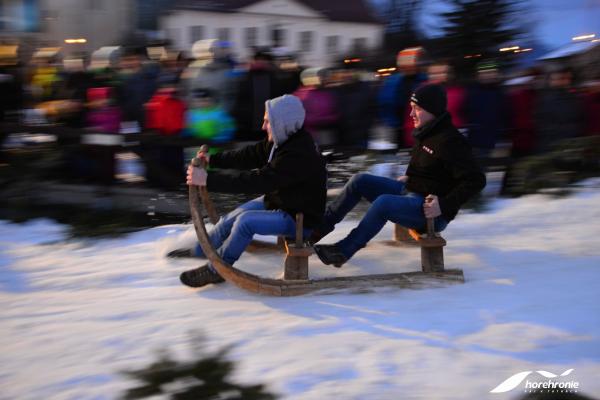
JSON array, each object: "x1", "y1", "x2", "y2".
[{"x1": 265, "y1": 94, "x2": 305, "y2": 146}]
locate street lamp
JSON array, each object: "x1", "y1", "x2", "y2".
[
  {"x1": 572, "y1": 34, "x2": 596, "y2": 41},
  {"x1": 64, "y1": 38, "x2": 87, "y2": 44}
]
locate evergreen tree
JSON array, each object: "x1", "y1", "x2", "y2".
[
  {"x1": 438, "y1": 0, "x2": 522, "y2": 77},
  {"x1": 121, "y1": 342, "x2": 278, "y2": 400},
  {"x1": 380, "y1": 0, "x2": 422, "y2": 52}
]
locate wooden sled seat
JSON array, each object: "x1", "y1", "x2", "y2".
[
  {"x1": 393, "y1": 223, "x2": 446, "y2": 273},
  {"x1": 283, "y1": 215, "x2": 453, "y2": 280}
]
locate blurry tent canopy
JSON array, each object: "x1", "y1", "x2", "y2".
[
  {"x1": 300, "y1": 67, "x2": 328, "y2": 87},
  {"x1": 147, "y1": 46, "x2": 168, "y2": 61},
  {"x1": 0, "y1": 45, "x2": 18, "y2": 65},
  {"x1": 191, "y1": 39, "x2": 218, "y2": 61},
  {"x1": 90, "y1": 46, "x2": 121, "y2": 69},
  {"x1": 32, "y1": 47, "x2": 61, "y2": 60},
  {"x1": 191, "y1": 39, "x2": 231, "y2": 61}
]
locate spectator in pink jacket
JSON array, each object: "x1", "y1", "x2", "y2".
[
  {"x1": 294, "y1": 67, "x2": 339, "y2": 146},
  {"x1": 86, "y1": 87, "x2": 121, "y2": 133}
]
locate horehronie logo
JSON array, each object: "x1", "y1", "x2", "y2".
[{"x1": 490, "y1": 368, "x2": 579, "y2": 394}]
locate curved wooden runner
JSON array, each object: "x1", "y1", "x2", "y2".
[
  {"x1": 189, "y1": 184, "x2": 465, "y2": 296},
  {"x1": 189, "y1": 184, "x2": 305, "y2": 295}
]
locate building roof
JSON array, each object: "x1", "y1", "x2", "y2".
[
  {"x1": 171, "y1": 0, "x2": 382, "y2": 24},
  {"x1": 538, "y1": 40, "x2": 599, "y2": 61}
]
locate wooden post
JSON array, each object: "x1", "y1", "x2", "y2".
[
  {"x1": 426, "y1": 217, "x2": 435, "y2": 237},
  {"x1": 421, "y1": 246, "x2": 445, "y2": 272},
  {"x1": 420, "y1": 217, "x2": 445, "y2": 272},
  {"x1": 295, "y1": 213, "x2": 303, "y2": 247},
  {"x1": 284, "y1": 213, "x2": 309, "y2": 280}
]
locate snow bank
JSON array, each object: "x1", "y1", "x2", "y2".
[{"x1": 1, "y1": 188, "x2": 599, "y2": 399}]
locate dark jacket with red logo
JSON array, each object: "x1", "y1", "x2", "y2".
[{"x1": 405, "y1": 112, "x2": 486, "y2": 221}]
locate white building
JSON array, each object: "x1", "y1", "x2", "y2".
[{"x1": 161, "y1": 0, "x2": 384, "y2": 67}]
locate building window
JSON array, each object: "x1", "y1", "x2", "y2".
[
  {"x1": 189, "y1": 25, "x2": 204, "y2": 44},
  {"x1": 271, "y1": 26, "x2": 286, "y2": 47},
  {"x1": 216, "y1": 27, "x2": 230, "y2": 42},
  {"x1": 299, "y1": 31, "x2": 313, "y2": 52},
  {"x1": 245, "y1": 27, "x2": 258, "y2": 48},
  {"x1": 352, "y1": 37, "x2": 367, "y2": 51},
  {"x1": 326, "y1": 35, "x2": 339, "y2": 54}
]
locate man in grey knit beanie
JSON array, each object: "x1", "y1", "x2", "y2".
[{"x1": 173, "y1": 94, "x2": 327, "y2": 289}]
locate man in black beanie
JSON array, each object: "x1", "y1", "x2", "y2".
[{"x1": 312, "y1": 83, "x2": 486, "y2": 267}]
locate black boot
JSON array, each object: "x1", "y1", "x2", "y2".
[
  {"x1": 180, "y1": 264, "x2": 225, "y2": 287},
  {"x1": 307, "y1": 229, "x2": 325, "y2": 245},
  {"x1": 313, "y1": 244, "x2": 347, "y2": 268},
  {"x1": 307, "y1": 225, "x2": 333, "y2": 245},
  {"x1": 167, "y1": 248, "x2": 194, "y2": 258}
]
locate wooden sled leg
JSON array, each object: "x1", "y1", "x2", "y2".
[
  {"x1": 284, "y1": 213, "x2": 311, "y2": 281},
  {"x1": 421, "y1": 246, "x2": 445, "y2": 273},
  {"x1": 284, "y1": 252, "x2": 309, "y2": 280}
]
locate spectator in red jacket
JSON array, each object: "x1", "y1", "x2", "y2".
[
  {"x1": 500, "y1": 73, "x2": 539, "y2": 195},
  {"x1": 582, "y1": 80, "x2": 600, "y2": 136},
  {"x1": 427, "y1": 62, "x2": 468, "y2": 133}
]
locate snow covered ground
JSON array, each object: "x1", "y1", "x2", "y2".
[{"x1": 1, "y1": 183, "x2": 600, "y2": 399}]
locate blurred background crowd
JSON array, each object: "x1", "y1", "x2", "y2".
[{"x1": 0, "y1": 0, "x2": 599, "y2": 194}]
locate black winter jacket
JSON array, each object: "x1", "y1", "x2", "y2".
[
  {"x1": 206, "y1": 129, "x2": 327, "y2": 228},
  {"x1": 405, "y1": 112, "x2": 486, "y2": 221}
]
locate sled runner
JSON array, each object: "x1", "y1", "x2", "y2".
[{"x1": 189, "y1": 157, "x2": 465, "y2": 296}]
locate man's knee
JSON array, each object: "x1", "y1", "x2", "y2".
[
  {"x1": 348, "y1": 172, "x2": 370, "y2": 189},
  {"x1": 231, "y1": 211, "x2": 259, "y2": 236},
  {"x1": 371, "y1": 195, "x2": 397, "y2": 215}
]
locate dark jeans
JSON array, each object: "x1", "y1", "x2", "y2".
[
  {"x1": 195, "y1": 197, "x2": 310, "y2": 269},
  {"x1": 321, "y1": 173, "x2": 448, "y2": 259}
]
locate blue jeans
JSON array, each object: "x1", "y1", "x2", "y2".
[
  {"x1": 195, "y1": 196, "x2": 306, "y2": 269},
  {"x1": 321, "y1": 173, "x2": 448, "y2": 259}
]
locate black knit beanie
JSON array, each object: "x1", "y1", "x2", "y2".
[{"x1": 410, "y1": 84, "x2": 447, "y2": 116}]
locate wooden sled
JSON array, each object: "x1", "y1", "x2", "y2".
[{"x1": 188, "y1": 158, "x2": 465, "y2": 296}]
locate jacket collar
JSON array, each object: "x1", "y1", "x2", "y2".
[{"x1": 412, "y1": 112, "x2": 452, "y2": 142}]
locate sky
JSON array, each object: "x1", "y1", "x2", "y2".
[
  {"x1": 527, "y1": 0, "x2": 600, "y2": 48},
  {"x1": 376, "y1": 0, "x2": 600, "y2": 51}
]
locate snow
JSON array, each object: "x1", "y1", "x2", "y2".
[{"x1": 1, "y1": 186, "x2": 600, "y2": 399}]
